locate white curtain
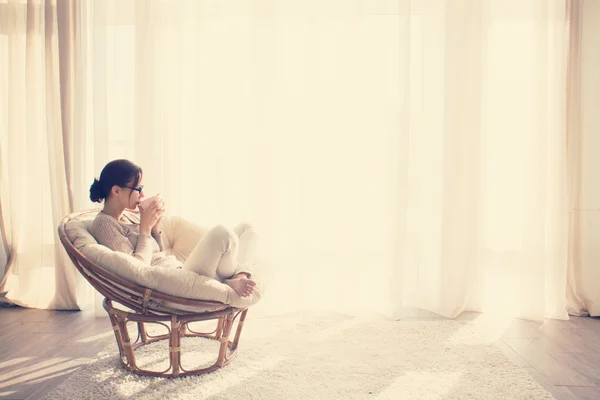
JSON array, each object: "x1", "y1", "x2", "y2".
[
  {"x1": 567, "y1": 0, "x2": 600, "y2": 317},
  {"x1": 1, "y1": 0, "x2": 579, "y2": 321},
  {"x1": 80, "y1": 0, "x2": 571, "y2": 320},
  {"x1": 0, "y1": 0, "x2": 94, "y2": 309}
]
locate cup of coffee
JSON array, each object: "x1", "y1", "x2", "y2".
[{"x1": 139, "y1": 194, "x2": 164, "y2": 212}]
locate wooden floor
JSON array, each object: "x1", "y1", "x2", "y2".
[{"x1": 1, "y1": 305, "x2": 600, "y2": 400}]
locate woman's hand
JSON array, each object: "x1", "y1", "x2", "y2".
[
  {"x1": 151, "y1": 199, "x2": 166, "y2": 234},
  {"x1": 139, "y1": 202, "x2": 162, "y2": 235},
  {"x1": 151, "y1": 212, "x2": 164, "y2": 234}
]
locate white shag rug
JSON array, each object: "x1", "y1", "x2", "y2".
[{"x1": 42, "y1": 311, "x2": 555, "y2": 400}]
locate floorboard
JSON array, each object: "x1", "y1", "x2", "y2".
[{"x1": 1, "y1": 305, "x2": 599, "y2": 400}]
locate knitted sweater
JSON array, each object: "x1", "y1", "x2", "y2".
[{"x1": 89, "y1": 211, "x2": 183, "y2": 269}]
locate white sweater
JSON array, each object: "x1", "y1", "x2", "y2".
[{"x1": 89, "y1": 211, "x2": 183, "y2": 269}]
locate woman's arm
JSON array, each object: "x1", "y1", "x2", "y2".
[
  {"x1": 151, "y1": 231, "x2": 165, "y2": 252},
  {"x1": 91, "y1": 215, "x2": 154, "y2": 264}
]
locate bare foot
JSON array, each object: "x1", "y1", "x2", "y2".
[{"x1": 224, "y1": 277, "x2": 257, "y2": 297}]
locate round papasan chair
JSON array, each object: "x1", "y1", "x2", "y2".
[{"x1": 58, "y1": 209, "x2": 263, "y2": 378}]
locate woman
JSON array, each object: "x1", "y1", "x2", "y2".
[{"x1": 88, "y1": 159, "x2": 257, "y2": 298}]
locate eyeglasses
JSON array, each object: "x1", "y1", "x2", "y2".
[{"x1": 125, "y1": 185, "x2": 144, "y2": 194}]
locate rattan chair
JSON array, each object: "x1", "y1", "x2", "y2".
[{"x1": 58, "y1": 209, "x2": 249, "y2": 378}]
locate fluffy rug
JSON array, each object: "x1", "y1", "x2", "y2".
[{"x1": 42, "y1": 311, "x2": 555, "y2": 400}]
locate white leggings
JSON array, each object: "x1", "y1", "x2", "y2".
[{"x1": 181, "y1": 223, "x2": 257, "y2": 282}]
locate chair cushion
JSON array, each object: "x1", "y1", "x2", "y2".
[{"x1": 64, "y1": 210, "x2": 262, "y2": 309}]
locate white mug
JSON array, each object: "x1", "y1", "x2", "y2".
[{"x1": 138, "y1": 194, "x2": 164, "y2": 212}]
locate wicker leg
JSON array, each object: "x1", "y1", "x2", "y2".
[
  {"x1": 138, "y1": 322, "x2": 148, "y2": 344},
  {"x1": 216, "y1": 317, "x2": 224, "y2": 339},
  {"x1": 108, "y1": 313, "x2": 125, "y2": 360},
  {"x1": 217, "y1": 313, "x2": 234, "y2": 367},
  {"x1": 231, "y1": 309, "x2": 248, "y2": 351},
  {"x1": 170, "y1": 316, "x2": 181, "y2": 377},
  {"x1": 116, "y1": 316, "x2": 137, "y2": 370}
]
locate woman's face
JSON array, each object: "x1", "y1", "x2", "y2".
[{"x1": 121, "y1": 177, "x2": 145, "y2": 210}]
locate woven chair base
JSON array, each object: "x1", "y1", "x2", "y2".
[{"x1": 103, "y1": 298, "x2": 248, "y2": 378}]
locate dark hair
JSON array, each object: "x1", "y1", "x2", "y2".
[{"x1": 89, "y1": 159, "x2": 143, "y2": 203}]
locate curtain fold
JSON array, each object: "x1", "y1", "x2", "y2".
[
  {"x1": 566, "y1": 0, "x2": 585, "y2": 316},
  {"x1": 566, "y1": 0, "x2": 600, "y2": 317},
  {"x1": 0, "y1": 0, "x2": 93, "y2": 310}
]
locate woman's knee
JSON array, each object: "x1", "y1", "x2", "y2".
[
  {"x1": 205, "y1": 224, "x2": 236, "y2": 250},
  {"x1": 233, "y1": 222, "x2": 255, "y2": 237},
  {"x1": 207, "y1": 224, "x2": 229, "y2": 237}
]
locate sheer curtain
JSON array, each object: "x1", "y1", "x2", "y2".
[
  {"x1": 80, "y1": 0, "x2": 570, "y2": 320},
  {"x1": 567, "y1": 0, "x2": 600, "y2": 317},
  {"x1": 0, "y1": 0, "x2": 94, "y2": 309},
  {"x1": 0, "y1": 0, "x2": 575, "y2": 320}
]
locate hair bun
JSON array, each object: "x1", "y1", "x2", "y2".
[{"x1": 89, "y1": 178, "x2": 105, "y2": 203}]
